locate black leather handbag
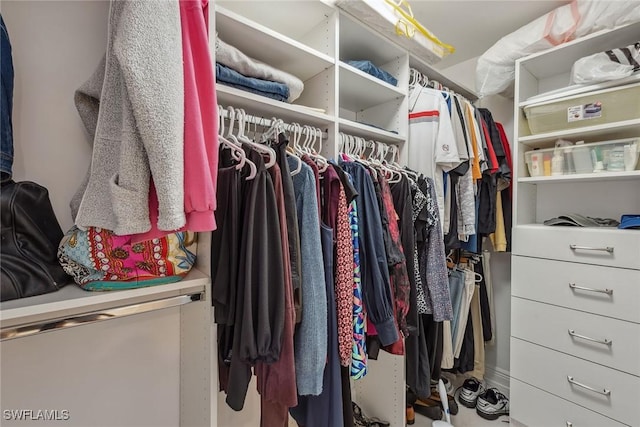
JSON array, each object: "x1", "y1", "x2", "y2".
[{"x1": 1, "y1": 180, "x2": 70, "y2": 301}]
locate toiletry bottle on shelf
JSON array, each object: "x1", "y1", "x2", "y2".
[
  {"x1": 551, "y1": 152, "x2": 564, "y2": 175},
  {"x1": 543, "y1": 154, "x2": 552, "y2": 176}
]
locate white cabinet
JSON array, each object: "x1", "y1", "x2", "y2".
[{"x1": 510, "y1": 21, "x2": 640, "y2": 427}]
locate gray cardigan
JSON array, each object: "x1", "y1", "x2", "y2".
[
  {"x1": 73, "y1": 0, "x2": 184, "y2": 235},
  {"x1": 288, "y1": 157, "x2": 328, "y2": 396}
]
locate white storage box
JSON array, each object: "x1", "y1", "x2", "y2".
[
  {"x1": 523, "y1": 82, "x2": 640, "y2": 135},
  {"x1": 524, "y1": 137, "x2": 640, "y2": 177}
]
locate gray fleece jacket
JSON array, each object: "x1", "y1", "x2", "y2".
[{"x1": 72, "y1": 0, "x2": 185, "y2": 235}]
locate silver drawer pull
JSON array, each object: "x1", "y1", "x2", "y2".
[
  {"x1": 569, "y1": 244, "x2": 614, "y2": 253},
  {"x1": 568, "y1": 329, "x2": 612, "y2": 346},
  {"x1": 566, "y1": 422, "x2": 573, "y2": 427},
  {"x1": 567, "y1": 376, "x2": 611, "y2": 396},
  {"x1": 569, "y1": 283, "x2": 613, "y2": 295}
]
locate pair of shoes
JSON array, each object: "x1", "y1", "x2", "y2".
[
  {"x1": 476, "y1": 388, "x2": 510, "y2": 420},
  {"x1": 424, "y1": 390, "x2": 459, "y2": 416},
  {"x1": 412, "y1": 398, "x2": 442, "y2": 421},
  {"x1": 458, "y1": 377, "x2": 486, "y2": 408},
  {"x1": 456, "y1": 378, "x2": 510, "y2": 420},
  {"x1": 352, "y1": 401, "x2": 390, "y2": 427}
]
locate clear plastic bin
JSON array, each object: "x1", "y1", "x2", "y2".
[
  {"x1": 524, "y1": 137, "x2": 640, "y2": 177},
  {"x1": 523, "y1": 82, "x2": 640, "y2": 135}
]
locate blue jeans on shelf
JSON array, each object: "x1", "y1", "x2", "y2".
[
  {"x1": 345, "y1": 60, "x2": 398, "y2": 86},
  {"x1": 216, "y1": 63, "x2": 289, "y2": 102},
  {"x1": 1, "y1": 15, "x2": 14, "y2": 183}
]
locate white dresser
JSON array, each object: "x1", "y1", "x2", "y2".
[{"x1": 510, "y1": 22, "x2": 640, "y2": 427}]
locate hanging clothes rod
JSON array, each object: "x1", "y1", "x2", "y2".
[
  {"x1": 409, "y1": 67, "x2": 472, "y2": 102},
  {"x1": 218, "y1": 105, "x2": 328, "y2": 139},
  {"x1": 338, "y1": 132, "x2": 400, "y2": 162},
  {"x1": 0, "y1": 292, "x2": 204, "y2": 341}
]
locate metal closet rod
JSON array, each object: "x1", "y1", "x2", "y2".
[
  {"x1": 218, "y1": 105, "x2": 328, "y2": 139},
  {"x1": 0, "y1": 292, "x2": 204, "y2": 341}
]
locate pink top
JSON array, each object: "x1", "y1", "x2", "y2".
[{"x1": 132, "y1": 0, "x2": 218, "y2": 242}]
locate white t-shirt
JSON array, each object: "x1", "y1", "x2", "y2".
[{"x1": 408, "y1": 87, "x2": 461, "y2": 232}]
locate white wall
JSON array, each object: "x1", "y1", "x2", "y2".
[
  {"x1": 442, "y1": 57, "x2": 513, "y2": 394},
  {"x1": 5, "y1": 0, "x2": 106, "y2": 232}
]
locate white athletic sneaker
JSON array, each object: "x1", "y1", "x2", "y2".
[
  {"x1": 458, "y1": 377, "x2": 486, "y2": 408},
  {"x1": 476, "y1": 388, "x2": 510, "y2": 420}
]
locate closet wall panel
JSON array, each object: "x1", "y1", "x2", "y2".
[
  {"x1": 5, "y1": 0, "x2": 108, "y2": 231},
  {"x1": 1, "y1": 309, "x2": 181, "y2": 427}
]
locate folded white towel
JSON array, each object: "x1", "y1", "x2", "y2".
[{"x1": 216, "y1": 36, "x2": 304, "y2": 102}]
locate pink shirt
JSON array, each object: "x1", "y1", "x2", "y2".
[{"x1": 132, "y1": 0, "x2": 218, "y2": 242}]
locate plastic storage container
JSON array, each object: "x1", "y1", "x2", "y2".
[
  {"x1": 523, "y1": 82, "x2": 640, "y2": 135},
  {"x1": 524, "y1": 137, "x2": 640, "y2": 177}
]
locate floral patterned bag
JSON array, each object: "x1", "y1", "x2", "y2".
[{"x1": 58, "y1": 226, "x2": 197, "y2": 291}]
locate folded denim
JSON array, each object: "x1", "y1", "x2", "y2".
[
  {"x1": 346, "y1": 60, "x2": 398, "y2": 86},
  {"x1": 216, "y1": 63, "x2": 289, "y2": 100},
  {"x1": 216, "y1": 37, "x2": 303, "y2": 102},
  {"x1": 217, "y1": 81, "x2": 288, "y2": 103},
  {"x1": 1, "y1": 15, "x2": 14, "y2": 183}
]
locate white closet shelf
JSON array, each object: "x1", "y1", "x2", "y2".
[
  {"x1": 339, "y1": 11, "x2": 405, "y2": 66},
  {"x1": 518, "y1": 170, "x2": 640, "y2": 184},
  {"x1": 215, "y1": 6, "x2": 334, "y2": 82},
  {"x1": 519, "y1": 119, "x2": 640, "y2": 147},
  {"x1": 409, "y1": 54, "x2": 478, "y2": 100},
  {"x1": 217, "y1": 0, "x2": 334, "y2": 50},
  {"x1": 515, "y1": 223, "x2": 637, "y2": 234},
  {"x1": 520, "y1": 22, "x2": 640, "y2": 80},
  {"x1": 217, "y1": 85, "x2": 334, "y2": 127},
  {"x1": 519, "y1": 74, "x2": 640, "y2": 108},
  {"x1": 338, "y1": 118, "x2": 405, "y2": 145},
  {"x1": 339, "y1": 62, "x2": 405, "y2": 112},
  {"x1": 0, "y1": 268, "x2": 209, "y2": 331}
]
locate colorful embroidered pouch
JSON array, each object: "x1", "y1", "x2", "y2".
[{"x1": 58, "y1": 226, "x2": 197, "y2": 291}]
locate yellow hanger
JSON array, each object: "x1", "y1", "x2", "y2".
[{"x1": 384, "y1": 0, "x2": 456, "y2": 55}]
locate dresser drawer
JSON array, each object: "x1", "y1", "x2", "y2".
[
  {"x1": 513, "y1": 225, "x2": 640, "y2": 270},
  {"x1": 511, "y1": 378, "x2": 627, "y2": 427},
  {"x1": 512, "y1": 298, "x2": 640, "y2": 376},
  {"x1": 512, "y1": 256, "x2": 640, "y2": 323},
  {"x1": 511, "y1": 338, "x2": 640, "y2": 426}
]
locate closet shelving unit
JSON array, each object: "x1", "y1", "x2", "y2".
[
  {"x1": 1, "y1": 1, "x2": 476, "y2": 426},
  {"x1": 215, "y1": 2, "x2": 478, "y2": 426},
  {"x1": 510, "y1": 21, "x2": 640, "y2": 427}
]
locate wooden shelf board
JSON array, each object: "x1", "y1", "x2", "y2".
[
  {"x1": 0, "y1": 269, "x2": 209, "y2": 329},
  {"x1": 519, "y1": 170, "x2": 640, "y2": 184},
  {"x1": 519, "y1": 119, "x2": 640, "y2": 147},
  {"x1": 339, "y1": 62, "x2": 405, "y2": 112},
  {"x1": 216, "y1": 6, "x2": 334, "y2": 82},
  {"x1": 217, "y1": 1, "x2": 334, "y2": 45},
  {"x1": 519, "y1": 74, "x2": 640, "y2": 108},
  {"x1": 217, "y1": 85, "x2": 334, "y2": 127},
  {"x1": 338, "y1": 11, "x2": 405, "y2": 65},
  {"x1": 409, "y1": 55, "x2": 478, "y2": 100},
  {"x1": 519, "y1": 22, "x2": 640, "y2": 80},
  {"x1": 338, "y1": 118, "x2": 405, "y2": 145}
]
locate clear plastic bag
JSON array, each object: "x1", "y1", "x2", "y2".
[{"x1": 571, "y1": 42, "x2": 640, "y2": 85}]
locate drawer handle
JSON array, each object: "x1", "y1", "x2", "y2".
[
  {"x1": 567, "y1": 376, "x2": 611, "y2": 396},
  {"x1": 566, "y1": 423, "x2": 573, "y2": 427},
  {"x1": 568, "y1": 329, "x2": 612, "y2": 346},
  {"x1": 569, "y1": 244, "x2": 614, "y2": 254},
  {"x1": 569, "y1": 283, "x2": 613, "y2": 295}
]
